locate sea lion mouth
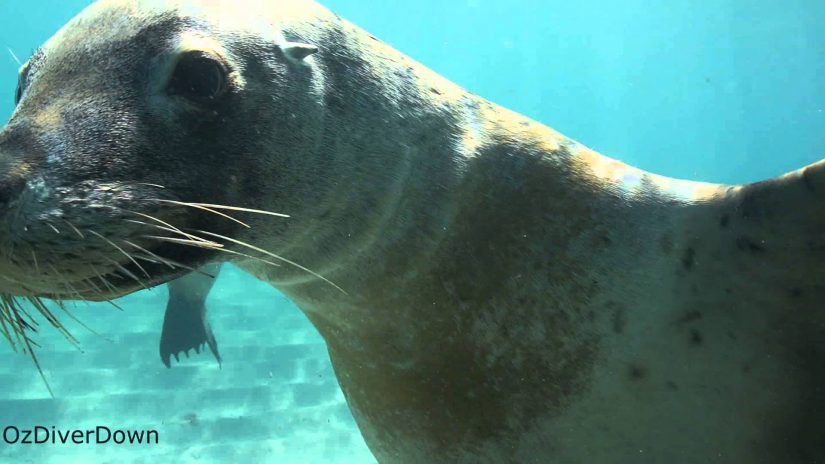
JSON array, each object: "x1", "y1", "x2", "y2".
[
  {"x1": 0, "y1": 240, "x2": 213, "y2": 356},
  {"x1": 0, "y1": 191, "x2": 298, "y2": 345},
  {"x1": 0, "y1": 187, "x2": 218, "y2": 297},
  {"x1": 0, "y1": 200, "x2": 225, "y2": 392},
  {"x1": 0, "y1": 232, "x2": 217, "y2": 301}
]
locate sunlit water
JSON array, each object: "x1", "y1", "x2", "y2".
[{"x1": 0, "y1": 1, "x2": 822, "y2": 463}]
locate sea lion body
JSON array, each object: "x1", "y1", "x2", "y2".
[
  {"x1": 0, "y1": 1, "x2": 823, "y2": 463},
  {"x1": 160, "y1": 262, "x2": 221, "y2": 367}
]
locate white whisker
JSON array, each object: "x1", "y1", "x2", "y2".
[
  {"x1": 6, "y1": 47, "x2": 21, "y2": 67},
  {"x1": 195, "y1": 230, "x2": 347, "y2": 295},
  {"x1": 88, "y1": 230, "x2": 151, "y2": 279},
  {"x1": 30, "y1": 250, "x2": 39, "y2": 275},
  {"x1": 122, "y1": 241, "x2": 176, "y2": 269},
  {"x1": 98, "y1": 255, "x2": 149, "y2": 291},
  {"x1": 62, "y1": 220, "x2": 86, "y2": 239},
  {"x1": 141, "y1": 235, "x2": 224, "y2": 250},
  {"x1": 134, "y1": 183, "x2": 166, "y2": 189},
  {"x1": 147, "y1": 199, "x2": 252, "y2": 228},
  {"x1": 121, "y1": 212, "x2": 222, "y2": 246},
  {"x1": 147, "y1": 199, "x2": 290, "y2": 218}
]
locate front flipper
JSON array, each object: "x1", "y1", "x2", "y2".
[{"x1": 159, "y1": 263, "x2": 222, "y2": 368}]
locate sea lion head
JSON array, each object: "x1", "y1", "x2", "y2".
[{"x1": 0, "y1": 0, "x2": 326, "y2": 301}]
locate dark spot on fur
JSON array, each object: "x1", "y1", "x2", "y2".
[
  {"x1": 742, "y1": 364, "x2": 751, "y2": 374},
  {"x1": 689, "y1": 329, "x2": 703, "y2": 346},
  {"x1": 628, "y1": 364, "x2": 648, "y2": 381},
  {"x1": 719, "y1": 214, "x2": 730, "y2": 228},
  {"x1": 601, "y1": 235, "x2": 612, "y2": 246},
  {"x1": 587, "y1": 310, "x2": 596, "y2": 322},
  {"x1": 666, "y1": 381, "x2": 679, "y2": 391},
  {"x1": 736, "y1": 236, "x2": 766, "y2": 253},
  {"x1": 725, "y1": 288, "x2": 733, "y2": 295},
  {"x1": 429, "y1": 87, "x2": 442, "y2": 95},
  {"x1": 681, "y1": 247, "x2": 695, "y2": 270},
  {"x1": 611, "y1": 306, "x2": 627, "y2": 334},
  {"x1": 677, "y1": 310, "x2": 703, "y2": 325},
  {"x1": 727, "y1": 330, "x2": 737, "y2": 341},
  {"x1": 789, "y1": 288, "x2": 803, "y2": 298}
]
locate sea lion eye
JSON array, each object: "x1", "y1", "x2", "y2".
[
  {"x1": 14, "y1": 82, "x2": 22, "y2": 106},
  {"x1": 168, "y1": 52, "x2": 228, "y2": 102},
  {"x1": 14, "y1": 63, "x2": 30, "y2": 106}
]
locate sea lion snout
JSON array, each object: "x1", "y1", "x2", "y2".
[{"x1": 0, "y1": 8, "x2": 255, "y2": 300}]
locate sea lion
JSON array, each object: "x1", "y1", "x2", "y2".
[
  {"x1": 160, "y1": 262, "x2": 221, "y2": 367},
  {"x1": 0, "y1": 0, "x2": 823, "y2": 463}
]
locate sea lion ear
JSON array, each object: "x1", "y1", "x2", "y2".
[{"x1": 283, "y1": 42, "x2": 319, "y2": 61}]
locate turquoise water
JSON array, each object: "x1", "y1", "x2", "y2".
[{"x1": 0, "y1": 1, "x2": 823, "y2": 463}]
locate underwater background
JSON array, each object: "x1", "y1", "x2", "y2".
[{"x1": 0, "y1": 1, "x2": 823, "y2": 463}]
